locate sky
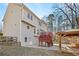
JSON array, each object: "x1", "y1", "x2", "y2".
[
  {"x1": 0, "y1": 3, "x2": 59, "y2": 22},
  {"x1": 0, "y1": 3, "x2": 8, "y2": 31},
  {"x1": 0, "y1": 3, "x2": 59, "y2": 31},
  {"x1": 25, "y1": 3, "x2": 59, "y2": 18},
  {"x1": 0, "y1": 4, "x2": 8, "y2": 22}
]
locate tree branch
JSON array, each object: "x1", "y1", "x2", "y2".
[{"x1": 58, "y1": 8, "x2": 72, "y2": 24}]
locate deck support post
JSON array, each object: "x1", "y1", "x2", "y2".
[{"x1": 59, "y1": 34, "x2": 62, "y2": 51}]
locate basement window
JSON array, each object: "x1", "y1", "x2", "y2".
[{"x1": 25, "y1": 37, "x2": 27, "y2": 42}]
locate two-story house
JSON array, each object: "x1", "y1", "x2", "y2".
[{"x1": 3, "y1": 3, "x2": 48, "y2": 46}]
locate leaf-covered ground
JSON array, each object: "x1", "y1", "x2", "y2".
[{"x1": 0, "y1": 46, "x2": 75, "y2": 56}]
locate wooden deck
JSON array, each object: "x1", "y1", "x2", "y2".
[{"x1": 56, "y1": 29, "x2": 79, "y2": 51}]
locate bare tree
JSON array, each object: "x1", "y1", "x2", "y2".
[
  {"x1": 54, "y1": 3, "x2": 79, "y2": 29},
  {"x1": 65, "y1": 3, "x2": 79, "y2": 28},
  {"x1": 47, "y1": 14, "x2": 54, "y2": 32},
  {"x1": 57, "y1": 8, "x2": 75, "y2": 29}
]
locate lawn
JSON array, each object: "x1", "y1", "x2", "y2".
[{"x1": 0, "y1": 46, "x2": 75, "y2": 56}]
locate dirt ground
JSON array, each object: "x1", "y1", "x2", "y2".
[{"x1": 0, "y1": 46, "x2": 76, "y2": 56}]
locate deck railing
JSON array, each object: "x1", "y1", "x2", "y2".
[{"x1": 0, "y1": 36, "x2": 21, "y2": 46}]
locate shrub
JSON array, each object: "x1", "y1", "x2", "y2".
[{"x1": 0, "y1": 32, "x2": 3, "y2": 36}]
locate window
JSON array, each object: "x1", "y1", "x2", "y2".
[
  {"x1": 23, "y1": 12, "x2": 27, "y2": 19},
  {"x1": 27, "y1": 26, "x2": 30, "y2": 29},
  {"x1": 13, "y1": 9, "x2": 17, "y2": 14},
  {"x1": 39, "y1": 21, "x2": 41, "y2": 26},
  {"x1": 27, "y1": 13, "x2": 30, "y2": 19},
  {"x1": 31, "y1": 15, "x2": 33, "y2": 20},
  {"x1": 34, "y1": 28, "x2": 36, "y2": 34},
  {"x1": 25, "y1": 37, "x2": 27, "y2": 42},
  {"x1": 40, "y1": 29, "x2": 44, "y2": 32},
  {"x1": 37, "y1": 29, "x2": 39, "y2": 34},
  {"x1": 27, "y1": 13, "x2": 33, "y2": 20}
]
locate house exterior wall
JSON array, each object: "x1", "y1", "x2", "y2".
[
  {"x1": 3, "y1": 3, "x2": 48, "y2": 46},
  {"x1": 3, "y1": 4, "x2": 21, "y2": 42},
  {"x1": 22, "y1": 6, "x2": 48, "y2": 34},
  {"x1": 21, "y1": 21, "x2": 36, "y2": 46},
  {"x1": 21, "y1": 4, "x2": 48, "y2": 46}
]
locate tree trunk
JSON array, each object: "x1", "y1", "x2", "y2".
[
  {"x1": 71, "y1": 5, "x2": 75, "y2": 29},
  {"x1": 74, "y1": 4, "x2": 79, "y2": 28}
]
